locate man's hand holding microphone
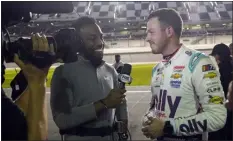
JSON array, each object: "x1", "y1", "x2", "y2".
[
  {"x1": 102, "y1": 89, "x2": 127, "y2": 108},
  {"x1": 94, "y1": 64, "x2": 132, "y2": 141},
  {"x1": 95, "y1": 64, "x2": 132, "y2": 112},
  {"x1": 94, "y1": 88, "x2": 127, "y2": 112}
]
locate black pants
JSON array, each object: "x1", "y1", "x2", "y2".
[
  {"x1": 1, "y1": 89, "x2": 28, "y2": 140},
  {"x1": 157, "y1": 134, "x2": 202, "y2": 141}
]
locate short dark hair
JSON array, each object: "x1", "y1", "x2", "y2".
[
  {"x1": 72, "y1": 16, "x2": 96, "y2": 32},
  {"x1": 115, "y1": 54, "x2": 120, "y2": 57},
  {"x1": 229, "y1": 43, "x2": 233, "y2": 49},
  {"x1": 211, "y1": 43, "x2": 231, "y2": 62},
  {"x1": 148, "y1": 8, "x2": 183, "y2": 38}
]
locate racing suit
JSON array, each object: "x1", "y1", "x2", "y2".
[{"x1": 146, "y1": 45, "x2": 227, "y2": 140}]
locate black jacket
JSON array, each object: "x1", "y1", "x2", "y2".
[
  {"x1": 209, "y1": 61, "x2": 233, "y2": 140},
  {"x1": 219, "y1": 61, "x2": 233, "y2": 96}
]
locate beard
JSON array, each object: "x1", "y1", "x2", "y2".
[
  {"x1": 80, "y1": 46, "x2": 104, "y2": 68},
  {"x1": 150, "y1": 38, "x2": 169, "y2": 54},
  {"x1": 151, "y1": 43, "x2": 165, "y2": 54}
]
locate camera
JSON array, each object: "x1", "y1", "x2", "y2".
[
  {"x1": 1, "y1": 2, "x2": 76, "y2": 69},
  {"x1": 3, "y1": 32, "x2": 57, "y2": 68}
]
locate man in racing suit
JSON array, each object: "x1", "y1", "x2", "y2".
[{"x1": 141, "y1": 8, "x2": 227, "y2": 141}]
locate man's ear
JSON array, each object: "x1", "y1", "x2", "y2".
[{"x1": 165, "y1": 26, "x2": 173, "y2": 38}]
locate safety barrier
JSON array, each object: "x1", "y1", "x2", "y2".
[
  {"x1": 3, "y1": 43, "x2": 229, "y2": 88},
  {"x1": 3, "y1": 63, "x2": 156, "y2": 88},
  {"x1": 104, "y1": 44, "x2": 230, "y2": 55}
]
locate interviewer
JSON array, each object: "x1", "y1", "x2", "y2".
[{"x1": 50, "y1": 16, "x2": 128, "y2": 141}]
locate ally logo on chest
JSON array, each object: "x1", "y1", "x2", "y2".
[{"x1": 155, "y1": 89, "x2": 181, "y2": 118}]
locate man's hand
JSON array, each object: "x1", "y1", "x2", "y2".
[
  {"x1": 13, "y1": 33, "x2": 52, "y2": 140},
  {"x1": 142, "y1": 116, "x2": 152, "y2": 127},
  {"x1": 102, "y1": 89, "x2": 126, "y2": 108},
  {"x1": 142, "y1": 112, "x2": 154, "y2": 127},
  {"x1": 13, "y1": 33, "x2": 54, "y2": 84},
  {"x1": 141, "y1": 117, "x2": 165, "y2": 139}
]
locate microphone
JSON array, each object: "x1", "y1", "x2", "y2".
[
  {"x1": 118, "y1": 64, "x2": 132, "y2": 89},
  {"x1": 116, "y1": 64, "x2": 132, "y2": 140}
]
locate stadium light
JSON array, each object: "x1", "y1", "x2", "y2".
[
  {"x1": 124, "y1": 27, "x2": 127, "y2": 30},
  {"x1": 141, "y1": 26, "x2": 146, "y2": 29}
]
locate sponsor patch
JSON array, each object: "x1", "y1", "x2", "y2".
[
  {"x1": 203, "y1": 72, "x2": 217, "y2": 79},
  {"x1": 155, "y1": 76, "x2": 160, "y2": 81},
  {"x1": 152, "y1": 64, "x2": 160, "y2": 77},
  {"x1": 171, "y1": 73, "x2": 183, "y2": 79},
  {"x1": 157, "y1": 68, "x2": 163, "y2": 75},
  {"x1": 173, "y1": 66, "x2": 185, "y2": 72},
  {"x1": 206, "y1": 81, "x2": 219, "y2": 86},
  {"x1": 207, "y1": 86, "x2": 221, "y2": 93},
  {"x1": 208, "y1": 95, "x2": 224, "y2": 104},
  {"x1": 161, "y1": 74, "x2": 164, "y2": 85},
  {"x1": 153, "y1": 85, "x2": 160, "y2": 88},
  {"x1": 174, "y1": 66, "x2": 185, "y2": 70},
  {"x1": 164, "y1": 60, "x2": 172, "y2": 67},
  {"x1": 170, "y1": 80, "x2": 181, "y2": 88},
  {"x1": 185, "y1": 51, "x2": 192, "y2": 56},
  {"x1": 180, "y1": 119, "x2": 207, "y2": 133},
  {"x1": 202, "y1": 64, "x2": 216, "y2": 72},
  {"x1": 153, "y1": 74, "x2": 164, "y2": 87}
]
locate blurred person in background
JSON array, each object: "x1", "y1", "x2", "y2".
[
  {"x1": 113, "y1": 54, "x2": 124, "y2": 73},
  {"x1": 141, "y1": 8, "x2": 227, "y2": 141},
  {"x1": 226, "y1": 81, "x2": 233, "y2": 110},
  {"x1": 210, "y1": 43, "x2": 233, "y2": 94},
  {"x1": 50, "y1": 16, "x2": 128, "y2": 141},
  {"x1": 229, "y1": 43, "x2": 233, "y2": 57},
  {"x1": 209, "y1": 43, "x2": 233, "y2": 140},
  {"x1": 229, "y1": 43, "x2": 233, "y2": 66}
]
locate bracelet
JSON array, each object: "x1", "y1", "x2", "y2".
[{"x1": 100, "y1": 100, "x2": 108, "y2": 109}]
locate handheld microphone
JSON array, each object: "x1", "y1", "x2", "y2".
[
  {"x1": 116, "y1": 64, "x2": 133, "y2": 141},
  {"x1": 118, "y1": 64, "x2": 132, "y2": 89}
]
